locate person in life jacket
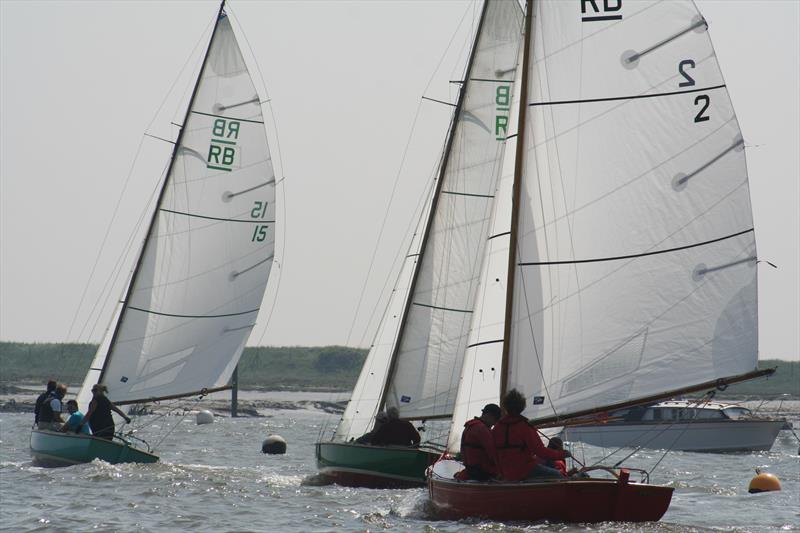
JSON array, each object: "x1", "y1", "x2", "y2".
[
  {"x1": 455, "y1": 403, "x2": 501, "y2": 481},
  {"x1": 34, "y1": 379, "x2": 57, "y2": 426},
  {"x1": 491, "y1": 389, "x2": 569, "y2": 481},
  {"x1": 37, "y1": 383, "x2": 67, "y2": 430},
  {"x1": 543, "y1": 436, "x2": 567, "y2": 476}
]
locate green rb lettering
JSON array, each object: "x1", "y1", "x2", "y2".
[
  {"x1": 213, "y1": 118, "x2": 241, "y2": 139},
  {"x1": 496, "y1": 85, "x2": 511, "y2": 106}
]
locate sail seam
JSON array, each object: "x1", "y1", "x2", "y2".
[
  {"x1": 160, "y1": 208, "x2": 274, "y2": 224},
  {"x1": 127, "y1": 306, "x2": 259, "y2": 319},
  {"x1": 190, "y1": 110, "x2": 264, "y2": 124},
  {"x1": 528, "y1": 84, "x2": 725, "y2": 107},
  {"x1": 519, "y1": 228, "x2": 754, "y2": 266},
  {"x1": 412, "y1": 302, "x2": 473, "y2": 314}
]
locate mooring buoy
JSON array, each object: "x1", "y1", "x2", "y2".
[
  {"x1": 262, "y1": 435, "x2": 287, "y2": 454},
  {"x1": 196, "y1": 410, "x2": 214, "y2": 425},
  {"x1": 748, "y1": 469, "x2": 781, "y2": 493}
]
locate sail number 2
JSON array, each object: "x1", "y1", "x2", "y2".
[
  {"x1": 678, "y1": 59, "x2": 710, "y2": 123},
  {"x1": 251, "y1": 201, "x2": 269, "y2": 242}
]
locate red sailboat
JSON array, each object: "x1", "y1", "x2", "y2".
[{"x1": 429, "y1": 0, "x2": 770, "y2": 522}]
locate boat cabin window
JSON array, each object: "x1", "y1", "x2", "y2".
[
  {"x1": 690, "y1": 408, "x2": 725, "y2": 420},
  {"x1": 722, "y1": 407, "x2": 752, "y2": 420}
]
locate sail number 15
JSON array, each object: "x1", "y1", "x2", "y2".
[{"x1": 251, "y1": 200, "x2": 269, "y2": 242}]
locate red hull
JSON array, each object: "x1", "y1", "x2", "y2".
[{"x1": 429, "y1": 467, "x2": 673, "y2": 522}]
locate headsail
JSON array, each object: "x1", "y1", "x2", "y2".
[
  {"x1": 507, "y1": 0, "x2": 758, "y2": 423},
  {"x1": 78, "y1": 7, "x2": 275, "y2": 406},
  {"x1": 333, "y1": 0, "x2": 523, "y2": 441}
]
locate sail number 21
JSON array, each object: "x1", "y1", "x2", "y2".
[
  {"x1": 678, "y1": 59, "x2": 710, "y2": 123},
  {"x1": 251, "y1": 201, "x2": 269, "y2": 242}
]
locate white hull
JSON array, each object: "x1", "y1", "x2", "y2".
[{"x1": 563, "y1": 419, "x2": 784, "y2": 452}]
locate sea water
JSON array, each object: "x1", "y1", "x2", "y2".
[{"x1": 1, "y1": 408, "x2": 798, "y2": 532}]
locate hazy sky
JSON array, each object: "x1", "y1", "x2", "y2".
[{"x1": 1, "y1": 0, "x2": 798, "y2": 362}]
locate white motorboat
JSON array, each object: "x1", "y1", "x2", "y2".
[{"x1": 562, "y1": 400, "x2": 786, "y2": 452}]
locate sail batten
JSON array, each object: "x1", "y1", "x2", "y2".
[{"x1": 78, "y1": 6, "x2": 276, "y2": 406}]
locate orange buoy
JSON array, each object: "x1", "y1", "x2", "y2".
[{"x1": 748, "y1": 470, "x2": 781, "y2": 493}]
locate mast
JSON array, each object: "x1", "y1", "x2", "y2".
[
  {"x1": 98, "y1": 1, "x2": 228, "y2": 390},
  {"x1": 376, "y1": 0, "x2": 492, "y2": 414},
  {"x1": 500, "y1": 0, "x2": 533, "y2": 399}
]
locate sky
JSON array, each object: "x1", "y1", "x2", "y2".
[{"x1": 1, "y1": 0, "x2": 798, "y2": 362}]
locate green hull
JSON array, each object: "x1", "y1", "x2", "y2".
[
  {"x1": 30, "y1": 429, "x2": 159, "y2": 467},
  {"x1": 315, "y1": 441, "x2": 439, "y2": 488}
]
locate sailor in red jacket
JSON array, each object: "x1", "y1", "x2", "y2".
[
  {"x1": 491, "y1": 389, "x2": 569, "y2": 481},
  {"x1": 455, "y1": 403, "x2": 501, "y2": 481}
]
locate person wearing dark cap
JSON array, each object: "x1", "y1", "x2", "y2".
[
  {"x1": 354, "y1": 411, "x2": 389, "y2": 444},
  {"x1": 492, "y1": 389, "x2": 569, "y2": 480},
  {"x1": 455, "y1": 403, "x2": 501, "y2": 481}
]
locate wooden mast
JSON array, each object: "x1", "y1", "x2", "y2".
[
  {"x1": 98, "y1": 1, "x2": 228, "y2": 390},
  {"x1": 500, "y1": 0, "x2": 534, "y2": 400},
  {"x1": 375, "y1": 0, "x2": 494, "y2": 414}
]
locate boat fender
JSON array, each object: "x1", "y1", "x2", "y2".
[
  {"x1": 196, "y1": 410, "x2": 214, "y2": 425},
  {"x1": 748, "y1": 469, "x2": 781, "y2": 493},
  {"x1": 262, "y1": 435, "x2": 287, "y2": 455}
]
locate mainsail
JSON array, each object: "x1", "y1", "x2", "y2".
[
  {"x1": 78, "y1": 6, "x2": 275, "y2": 407},
  {"x1": 448, "y1": 0, "x2": 763, "y2": 448},
  {"x1": 334, "y1": 0, "x2": 523, "y2": 441}
]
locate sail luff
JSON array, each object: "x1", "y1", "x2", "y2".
[
  {"x1": 97, "y1": 1, "x2": 228, "y2": 388},
  {"x1": 500, "y1": 0, "x2": 534, "y2": 399},
  {"x1": 376, "y1": 0, "x2": 494, "y2": 414},
  {"x1": 531, "y1": 367, "x2": 775, "y2": 427}
]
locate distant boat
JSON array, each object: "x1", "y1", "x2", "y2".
[
  {"x1": 31, "y1": 0, "x2": 277, "y2": 467},
  {"x1": 315, "y1": 0, "x2": 524, "y2": 487},
  {"x1": 561, "y1": 399, "x2": 786, "y2": 452},
  {"x1": 429, "y1": 0, "x2": 774, "y2": 523}
]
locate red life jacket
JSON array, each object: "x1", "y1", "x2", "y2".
[
  {"x1": 492, "y1": 414, "x2": 565, "y2": 481},
  {"x1": 460, "y1": 418, "x2": 497, "y2": 476}
]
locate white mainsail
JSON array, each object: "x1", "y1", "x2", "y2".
[
  {"x1": 334, "y1": 0, "x2": 523, "y2": 441},
  {"x1": 446, "y1": 0, "x2": 760, "y2": 445},
  {"x1": 78, "y1": 9, "x2": 275, "y2": 407}
]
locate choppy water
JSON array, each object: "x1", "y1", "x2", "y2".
[{"x1": 1, "y1": 408, "x2": 798, "y2": 532}]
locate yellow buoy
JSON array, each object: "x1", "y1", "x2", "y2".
[{"x1": 748, "y1": 470, "x2": 781, "y2": 493}]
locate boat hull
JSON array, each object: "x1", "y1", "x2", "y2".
[
  {"x1": 428, "y1": 460, "x2": 673, "y2": 523},
  {"x1": 563, "y1": 419, "x2": 785, "y2": 452},
  {"x1": 30, "y1": 429, "x2": 159, "y2": 467},
  {"x1": 315, "y1": 441, "x2": 439, "y2": 488}
]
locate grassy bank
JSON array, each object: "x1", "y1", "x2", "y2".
[
  {"x1": 0, "y1": 342, "x2": 366, "y2": 391},
  {"x1": 0, "y1": 342, "x2": 796, "y2": 397}
]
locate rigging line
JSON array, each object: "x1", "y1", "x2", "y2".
[
  {"x1": 77, "y1": 159, "x2": 169, "y2": 344},
  {"x1": 160, "y1": 207, "x2": 274, "y2": 224},
  {"x1": 344, "y1": 98, "x2": 428, "y2": 346},
  {"x1": 518, "y1": 228, "x2": 754, "y2": 266},
  {"x1": 528, "y1": 84, "x2": 726, "y2": 107},
  {"x1": 348, "y1": 1, "x2": 473, "y2": 348},
  {"x1": 127, "y1": 306, "x2": 259, "y2": 319}
]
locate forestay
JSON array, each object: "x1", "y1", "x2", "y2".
[
  {"x1": 78, "y1": 11, "x2": 275, "y2": 406},
  {"x1": 383, "y1": 0, "x2": 523, "y2": 421},
  {"x1": 508, "y1": 0, "x2": 758, "y2": 422}
]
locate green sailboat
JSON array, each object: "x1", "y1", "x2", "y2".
[
  {"x1": 315, "y1": 0, "x2": 523, "y2": 488},
  {"x1": 30, "y1": 1, "x2": 277, "y2": 467}
]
